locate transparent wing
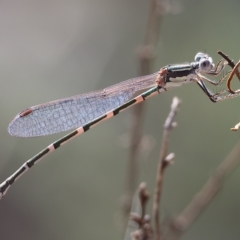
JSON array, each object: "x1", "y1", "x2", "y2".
[{"x1": 8, "y1": 72, "x2": 158, "y2": 137}]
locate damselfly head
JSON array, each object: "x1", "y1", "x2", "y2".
[
  {"x1": 194, "y1": 52, "x2": 209, "y2": 62},
  {"x1": 195, "y1": 52, "x2": 214, "y2": 72}
]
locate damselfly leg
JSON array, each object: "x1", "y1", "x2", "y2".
[
  {"x1": 193, "y1": 51, "x2": 240, "y2": 102},
  {"x1": 208, "y1": 51, "x2": 240, "y2": 101}
]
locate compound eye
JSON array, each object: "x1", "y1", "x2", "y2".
[
  {"x1": 194, "y1": 52, "x2": 206, "y2": 62},
  {"x1": 200, "y1": 59, "x2": 212, "y2": 71}
]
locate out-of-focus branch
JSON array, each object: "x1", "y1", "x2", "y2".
[
  {"x1": 162, "y1": 140, "x2": 240, "y2": 240},
  {"x1": 124, "y1": 0, "x2": 164, "y2": 220},
  {"x1": 129, "y1": 183, "x2": 153, "y2": 240},
  {"x1": 153, "y1": 97, "x2": 181, "y2": 240}
]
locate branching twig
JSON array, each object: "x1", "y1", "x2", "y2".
[
  {"x1": 162, "y1": 140, "x2": 240, "y2": 240},
  {"x1": 153, "y1": 97, "x2": 181, "y2": 240}
]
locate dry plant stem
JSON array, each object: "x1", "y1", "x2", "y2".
[
  {"x1": 162, "y1": 140, "x2": 240, "y2": 240},
  {"x1": 217, "y1": 50, "x2": 240, "y2": 81},
  {"x1": 153, "y1": 97, "x2": 181, "y2": 240},
  {"x1": 125, "y1": 0, "x2": 163, "y2": 217}
]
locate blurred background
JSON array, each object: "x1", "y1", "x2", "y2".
[{"x1": 0, "y1": 0, "x2": 240, "y2": 239}]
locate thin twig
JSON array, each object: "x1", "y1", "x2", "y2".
[
  {"x1": 162, "y1": 140, "x2": 240, "y2": 240},
  {"x1": 153, "y1": 97, "x2": 181, "y2": 240},
  {"x1": 139, "y1": 182, "x2": 150, "y2": 219},
  {"x1": 124, "y1": 0, "x2": 163, "y2": 218}
]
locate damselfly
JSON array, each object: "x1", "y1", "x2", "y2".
[{"x1": 1, "y1": 51, "x2": 239, "y2": 199}]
